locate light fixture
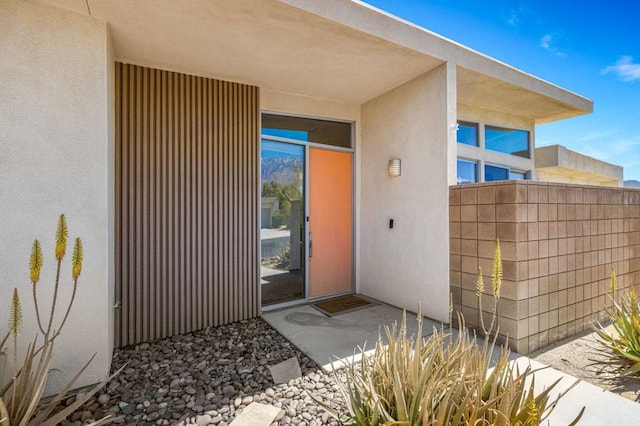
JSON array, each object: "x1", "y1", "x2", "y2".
[{"x1": 388, "y1": 158, "x2": 401, "y2": 177}]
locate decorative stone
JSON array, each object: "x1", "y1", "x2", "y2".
[
  {"x1": 196, "y1": 414, "x2": 212, "y2": 425},
  {"x1": 53, "y1": 318, "x2": 335, "y2": 426}
]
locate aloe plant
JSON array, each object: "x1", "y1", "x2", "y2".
[
  {"x1": 594, "y1": 266, "x2": 640, "y2": 376},
  {"x1": 0, "y1": 214, "x2": 120, "y2": 425},
  {"x1": 314, "y1": 237, "x2": 584, "y2": 425},
  {"x1": 477, "y1": 239, "x2": 503, "y2": 337},
  {"x1": 316, "y1": 311, "x2": 583, "y2": 425}
]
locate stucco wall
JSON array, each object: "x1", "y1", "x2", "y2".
[
  {"x1": 360, "y1": 65, "x2": 452, "y2": 322},
  {"x1": 0, "y1": 1, "x2": 113, "y2": 391}
]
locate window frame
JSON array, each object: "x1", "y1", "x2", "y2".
[
  {"x1": 484, "y1": 163, "x2": 529, "y2": 182},
  {"x1": 456, "y1": 157, "x2": 479, "y2": 185},
  {"x1": 484, "y1": 124, "x2": 531, "y2": 158},
  {"x1": 509, "y1": 169, "x2": 528, "y2": 180},
  {"x1": 261, "y1": 112, "x2": 354, "y2": 149},
  {"x1": 484, "y1": 163, "x2": 510, "y2": 182},
  {"x1": 456, "y1": 120, "x2": 479, "y2": 147}
]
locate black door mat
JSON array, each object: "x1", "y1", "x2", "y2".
[{"x1": 312, "y1": 294, "x2": 377, "y2": 316}]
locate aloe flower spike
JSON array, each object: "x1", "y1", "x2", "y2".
[
  {"x1": 491, "y1": 239, "x2": 502, "y2": 300},
  {"x1": 72, "y1": 238, "x2": 83, "y2": 280},
  {"x1": 610, "y1": 266, "x2": 617, "y2": 293},
  {"x1": 476, "y1": 266, "x2": 484, "y2": 297},
  {"x1": 48, "y1": 213, "x2": 67, "y2": 336},
  {"x1": 55, "y1": 213, "x2": 68, "y2": 260},
  {"x1": 30, "y1": 239, "x2": 43, "y2": 285},
  {"x1": 31, "y1": 239, "x2": 46, "y2": 334},
  {"x1": 10, "y1": 288, "x2": 22, "y2": 337}
]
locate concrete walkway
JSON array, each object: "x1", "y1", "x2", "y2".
[
  {"x1": 263, "y1": 301, "x2": 640, "y2": 425},
  {"x1": 264, "y1": 303, "x2": 443, "y2": 370}
]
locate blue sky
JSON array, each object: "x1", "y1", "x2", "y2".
[{"x1": 363, "y1": 0, "x2": 640, "y2": 181}]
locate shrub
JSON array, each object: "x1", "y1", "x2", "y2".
[
  {"x1": 0, "y1": 214, "x2": 119, "y2": 425},
  {"x1": 315, "y1": 239, "x2": 584, "y2": 425},
  {"x1": 276, "y1": 243, "x2": 290, "y2": 269},
  {"x1": 594, "y1": 266, "x2": 640, "y2": 376},
  {"x1": 271, "y1": 214, "x2": 287, "y2": 228},
  {"x1": 317, "y1": 312, "x2": 583, "y2": 425}
]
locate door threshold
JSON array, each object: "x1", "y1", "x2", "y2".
[
  {"x1": 260, "y1": 290, "x2": 356, "y2": 314},
  {"x1": 260, "y1": 298, "x2": 308, "y2": 313},
  {"x1": 306, "y1": 290, "x2": 354, "y2": 303}
]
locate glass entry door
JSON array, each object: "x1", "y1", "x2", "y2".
[{"x1": 260, "y1": 140, "x2": 305, "y2": 306}]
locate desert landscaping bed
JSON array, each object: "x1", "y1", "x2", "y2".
[
  {"x1": 57, "y1": 317, "x2": 640, "y2": 425},
  {"x1": 59, "y1": 317, "x2": 343, "y2": 426},
  {"x1": 530, "y1": 323, "x2": 640, "y2": 403}
]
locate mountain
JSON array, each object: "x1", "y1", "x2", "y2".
[
  {"x1": 624, "y1": 180, "x2": 640, "y2": 188},
  {"x1": 261, "y1": 157, "x2": 302, "y2": 184}
]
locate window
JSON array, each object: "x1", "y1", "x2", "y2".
[
  {"x1": 485, "y1": 164, "x2": 529, "y2": 182},
  {"x1": 485, "y1": 164, "x2": 509, "y2": 182},
  {"x1": 457, "y1": 159, "x2": 478, "y2": 184},
  {"x1": 485, "y1": 126, "x2": 530, "y2": 158},
  {"x1": 457, "y1": 121, "x2": 478, "y2": 146},
  {"x1": 509, "y1": 170, "x2": 527, "y2": 180},
  {"x1": 262, "y1": 113, "x2": 352, "y2": 148},
  {"x1": 456, "y1": 118, "x2": 532, "y2": 183}
]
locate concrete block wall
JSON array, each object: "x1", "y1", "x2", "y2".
[{"x1": 450, "y1": 181, "x2": 640, "y2": 354}]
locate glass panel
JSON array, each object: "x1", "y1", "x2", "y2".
[
  {"x1": 261, "y1": 140, "x2": 305, "y2": 306},
  {"x1": 485, "y1": 126, "x2": 530, "y2": 158},
  {"x1": 262, "y1": 113, "x2": 352, "y2": 148},
  {"x1": 457, "y1": 121, "x2": 478, "y2": 146},
  {"x1": 457, "y1": 159, "x2": 477, "y2": 184},
  {"x1": 485, "y1": 164, "x2": 509, "y2": 182},
  {"x1": 510, "y1": 170, "x2": 527, "y2": 180}
]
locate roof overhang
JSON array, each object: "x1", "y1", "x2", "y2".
[
  {"x1": 42, "y1": 0, "x2": 444, "y2": 104},
  {"x1": 535, "y1": 145, "x2": 623, "y2": 185},
  {"x1": 457, "y1": 68, "x2": 592, "y2": 124},
  {"x1": 41, "y1": 0, "x2": 592, "y2": 122}
]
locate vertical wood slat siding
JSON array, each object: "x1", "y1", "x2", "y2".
[{"x1": 115, "y1": 62, "x2": 259, "y2": 347}]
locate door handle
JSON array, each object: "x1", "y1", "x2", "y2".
[{"x1": 308, "y1": 240, "x2": 313, "y2": 260}]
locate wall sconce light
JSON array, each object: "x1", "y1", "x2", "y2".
[{"x1": 388, "y1": 158, "x2": 401, "y2": 177}]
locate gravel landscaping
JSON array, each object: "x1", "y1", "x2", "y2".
[
  {"x1": 59, "y1": 317, "x2": 345, "y2": 425},
  {"x1": 530, "y1": 324, "x2": 640, "y2": 403},
  {"x1": 53, "y1": 312, "x2": 640, "y2": 425}
]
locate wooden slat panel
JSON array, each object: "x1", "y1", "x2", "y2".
[{"x1": 114, "y1": 63, "x2": 259, "y2": 347}]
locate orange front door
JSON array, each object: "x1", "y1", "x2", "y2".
[{"x1": 308, "y1": 148, "x2": 353, "y2": 297}]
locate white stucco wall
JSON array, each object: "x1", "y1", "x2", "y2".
[
  {"x1": 360, "y1": 65, "x2": 452, "y2": 322},
  {"x1": 261, "y1": 89, "x2": 361, "y2": 123},
  {"x1": 0, "y1": 1, "x2": 113, "y2": 392}
]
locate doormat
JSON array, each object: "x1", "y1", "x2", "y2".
[{"x1": 312, "y1": 294, "x2": 376, "y2": 317}]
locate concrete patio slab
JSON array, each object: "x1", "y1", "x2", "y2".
[
  {"x1": 262, "y1": 301, "x2": 445, "y2": 371},
  {"x1": 511, "y1": 356, "x2": 640, "y2": 425},
  {"x1": 263, "y1": 300, "x2": 640, "y2": 425}
]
